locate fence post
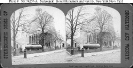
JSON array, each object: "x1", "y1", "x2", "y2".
[
  {"x1": 24, "y1": 49, "x2": 27, "y2": 58},
  {"x1": 81, "y1": 48, "x2": 84, "y2": 57}
]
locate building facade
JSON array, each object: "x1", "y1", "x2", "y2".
[{"x1": 28, "y1": 32, "x2": 65, "y2": 49}]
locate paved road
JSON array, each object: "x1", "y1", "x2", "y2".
[{"x1": 12, "y1": 49, "x2": 120, "y2": 65}]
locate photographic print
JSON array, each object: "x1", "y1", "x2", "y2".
[
  {"x1": 1, "y1": 4, "x2": 132, "y2": 68},
  {"x1": 11, "y1": 6, "x2": 66, "y2": 64},
  {"x1": 65, "y1": 5, "x2": 121, "y2": 63},
  {"x1": 10, "y1": 5, "x2": 121, "y2": 65}
]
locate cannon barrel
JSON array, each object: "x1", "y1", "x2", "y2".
[
  {"x1": 25, "y1": 45, "x2": 42, "y2": 48},
  {"x1": 25, "y1": 45, "x2": 42, "y2": 50},
  {"x1": 83, "y1": 44, "x2": 100, "y2": 49}
]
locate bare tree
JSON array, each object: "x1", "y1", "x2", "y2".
[
  {"x1": 66, "y1": 6, "x2": 97, "y2": 55},
  {"x1": 105, "y1": 23, "x2": 116, "y2": 48},
  {"x1": 94, "y1": 7, "x2": 113, "y2": 51},
  {"x1": 29, "y1": 8, "x2": 54, "y2": 51},
  {"x1": 48, "y1": 27, "x2": 62, "y2": 49},
  {"x1": 11, "y1": 8, "x2": 27, "y2": 56},
  {"x1": 66, "y1": 27, "x2": 71, "y2": 41},
  {"x1": 66, "y1": 6, "x2": 85, "y2": 55}
]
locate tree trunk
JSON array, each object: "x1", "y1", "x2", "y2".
[
  {"x1": 99, "y1": 32, "x2": 103, "y2": 51},
  {"x1": 42, "y1": 45, "x2": 44, "y2": 51},
  {"x1": 71, "y1": 36, "x2": 74, "y2": 55},
  {"x1": 13, "y1": 30, "x2": 17, "y2": 56},
  {"x1": 71, "y1": 27, "x2": 74, "y2": 55},
  {"x1": 100, "y1": 38, "x2": 102, "y2": 51},
  {"x1": 13, "y1": 38, "x2": 17, "y2": 56},
  {"x1": 41, "y1": 28, "x2": 45, "y2": 52}
]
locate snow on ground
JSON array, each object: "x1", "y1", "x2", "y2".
[{"x1": 12, "y1": 49, "x2": 120, "y2": 65}]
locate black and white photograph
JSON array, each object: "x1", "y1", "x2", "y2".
[{"x1": 10, "y1": 5, "x2": 121, "y2": 65}]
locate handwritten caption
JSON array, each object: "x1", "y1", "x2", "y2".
[{"x1": 9, "y1": 0, "x2": 123, "y2": 3}]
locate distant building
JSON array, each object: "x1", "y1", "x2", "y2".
[
  {"x1": 26, "y1": 31, "x2": 65, "y2": 49},
  {"x1": 75, "y1": 28, "x2": 98, "y2": 44},
  {"x1": 74, "y1": 28, "x2": 119, "y2": 48},
  {"x1": 101, "y1": 32, "x2": 113, "y2": 47}
]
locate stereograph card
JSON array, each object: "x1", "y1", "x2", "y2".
[{"x1": 0, "y1": 4, "x2": 133, "y2": 68}]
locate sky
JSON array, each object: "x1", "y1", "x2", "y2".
[{"x1": 67, "y1": 5, "x2": 121, "y2": 38}]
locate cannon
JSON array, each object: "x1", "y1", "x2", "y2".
[
  {"x1": 83, "y1": 44, "x2": 100, "y2": 50},
  {"x1": 77, "y1": 44, "x2": 100, "y2": 50},
  {"x1": 25, "y1": 45, "x2": 42, "y2": 50}
]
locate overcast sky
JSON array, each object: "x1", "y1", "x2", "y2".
[{"x1": 67, "y1": 5, "x2": 121, "y2": 38}]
